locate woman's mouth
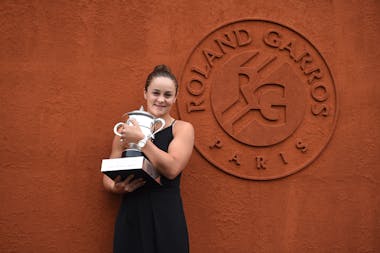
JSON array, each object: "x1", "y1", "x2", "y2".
[{"x1": 154, "y1": 104, "x2": 166, "y2": 109}]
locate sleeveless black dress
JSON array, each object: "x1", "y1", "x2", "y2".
[{"x1": 113, "y1": 124, "x2": 189, "y2": 253}]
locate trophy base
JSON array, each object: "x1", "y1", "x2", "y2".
[{"x1": 101, "y1": 156, "x2": 161, "y2": 186}]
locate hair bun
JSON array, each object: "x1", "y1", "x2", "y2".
[
  {"x1": 154, "y1": 64, "x2": 171, "y2": 73},
  {"x1": 145, "y1": 64, "x2": 178, "y2": 94}
]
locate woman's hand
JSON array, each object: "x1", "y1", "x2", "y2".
[
  {"x1": 112, "y1": 175, "x2": 146, "y2": 194},
  {"x1": 119, "y1": 119, "x2": 145, "y2": 144}
]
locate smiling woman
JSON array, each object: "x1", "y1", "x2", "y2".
[
  {"x1": 144, "y1": 76, "x2": 178, "y2": 120},
  {"x1": 103, "y1": 65, "x2": 194, "y2": 253}
]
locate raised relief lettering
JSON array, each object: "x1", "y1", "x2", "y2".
[
  {"x1": 311, "y1": 103, "x2": 329, "y2": 116},
  {"x1": 233, "y1": 29, "x2": 252, "y2": 47},
  {"x1": 311, "y1": 83, "x2": 329, "y2": 102},
  {"x1": 263, "y1": 30, "x2": 323, "y2": 81},
  {"x1": 203, "y1": 48, "x2": 223, "y2": 67},
  {"x1": 191, "y1": 66, "x2": 210, "y2": 79},
  {"x1": 214, "y1": 33, "x2": 238, "y2": 54},
  {"x1": 187, "y1": 79, "x2": 205, "y2": 96},
  {"x1": 229, "y1": 154, "x2": 241, "y2": 166},
  {"x1": 296, "y1": 139, "x2": 308, "y2": 153},
  {"x1": 263, "y1": 30, "x2": 281, "y2": 48},
  {"x1": 305, "y1": 67, "x2": 322, "y2": 84},
  {"x1": 178, "y1": 20, "x2": 337, "y2": 180},
  {"x1": 185, "y1": 29, "x2": 254, "y2": 109},
  {"x1": 209, "y1": 139, "x2": 223, "y2": 149},
  {"x1": 256, "y1": 156, "x2": 267, "y2": 169},
  {"x1": 279, "y1": 152, "x2": 288, "y2": 164},
  {"x1": 279, "y1": 39, "x2": 297, "y2": 59},
  {"x1": 298, "y1": 52, "x2": 313, "y2": 72},
  {"x1": 310, "y1": 83, "x2": 330, "y2": 117},
  {"x1": 293, "y1": 51, "x2": 309, "y2": 62},
  {"x1": 187, "y1": 99, "x2": 206, "y2": 113}
]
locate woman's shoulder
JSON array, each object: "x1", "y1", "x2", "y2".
[
  {"x1": 174, "y1": 119, "x2": 193, "y2": 128},
  {"x1": 173, "y1": 120, "x2": 194, "y2": 135}
]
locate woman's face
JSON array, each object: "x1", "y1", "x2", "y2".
[{"x1": 144, "y1": 76, "x2": 177, "y2": 118}]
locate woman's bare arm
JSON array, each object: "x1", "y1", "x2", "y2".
[{"x1": 141, "y1": 120, "x2": 194, "y2": 179}]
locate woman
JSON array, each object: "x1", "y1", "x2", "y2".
[{"x1": 103, "y1": 65, "x2": 194, "y2": 253}]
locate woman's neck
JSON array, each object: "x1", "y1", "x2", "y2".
[{"x1": 162, "y1": 115, "x2": 174, "y2": 128}]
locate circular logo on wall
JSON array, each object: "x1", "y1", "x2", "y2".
[{"x1": 177, "y1": 19, "x2": 338, "y2": 180}]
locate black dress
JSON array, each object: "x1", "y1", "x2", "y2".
[{"x1": 113, "y1": 124, "x2": 189, "y2": 253}]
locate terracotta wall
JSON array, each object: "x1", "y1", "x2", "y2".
[{"x1": 1, "y1": 0, "x2": 379, "y2": 252}]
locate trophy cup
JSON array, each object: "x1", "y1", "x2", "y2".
[{"x1": 101, "y1": 106, "x2": 165, "y2": 186}]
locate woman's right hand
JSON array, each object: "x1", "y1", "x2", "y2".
[{"x1": 112, "y1": 175, "x2": 146, "y2": 194}]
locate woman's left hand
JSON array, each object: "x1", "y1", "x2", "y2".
[{"x1": 113, "y1": 175, "x2": 146, "y2": 194}]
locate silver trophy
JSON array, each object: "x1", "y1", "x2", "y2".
[
  {"x1": 101, "y1": 106, "x2": 165, "y2": 185},
  {"x1": 113, "y1": 106, "x2": 165, "y2": 157}
]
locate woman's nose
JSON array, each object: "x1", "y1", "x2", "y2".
[{"x1": 157, "y1": 95, "x2": 165, "y2": 102}]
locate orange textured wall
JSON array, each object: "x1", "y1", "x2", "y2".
[{"x1": 1, "y1": 1, "x2": 379, "y2": 252}]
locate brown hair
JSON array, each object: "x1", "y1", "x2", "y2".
[{"x1": 145, "y1": 64, "x2": 178, "y2": 94}]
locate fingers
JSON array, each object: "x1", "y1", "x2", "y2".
[
  {"x1": 113, "y1": 175, "x2": 130, "y2": 192},
  {"x1": 114, "y1": 175, "x2": 134, "y2": 188},
  {"x1": 118, "y1": 123, "x2": 126, "y2": 142},
  {"x1": 129, "y1": 119, "x2": 138, "y2": 126},
  {"x1": 126, "y1": 178, "x2": 146, "y2": 192},
  {"x1": 117, "y1": 123, "x2": 125, "y2": 133},
  {"x1": 114, "y1": 175, "x2": 122, "y2": 183},
  {"x1": 119, "y1": 120, "x2": 144, "y2": 144},
  {"x1": 113, "y1": 175, "x2": 146, "y2": 194},
  {"x1": 123, "y1": 174, "x2": 135, "y2": 184},
  {"x1": 120, "y1": 124, "x2": 127, "y2": 137},
  {"x1": 119, "y1": 121, "x2": 133, "y2": 138}
]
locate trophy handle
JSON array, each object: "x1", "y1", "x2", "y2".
[
  {"x1": 152, "y1": 118, "x2": 165, "y2": 137},
  {"x1": 113, "y1": 122, "x2": 124, "y2": 136}
]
